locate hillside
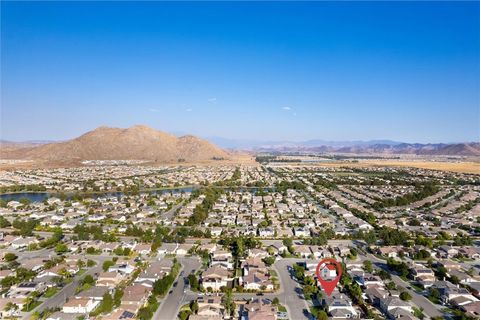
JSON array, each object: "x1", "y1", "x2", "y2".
[{"x1": 0, "y1": 125, "x2": 229, "y2": 163}]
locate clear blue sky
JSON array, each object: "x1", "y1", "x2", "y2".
[{"x1": 1, "y1": 1, "x2": 479, "y2": 143}]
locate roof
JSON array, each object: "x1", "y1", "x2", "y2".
[
  {"x1": 76, "y1": 286, "x2": 109, "y2": 299},
  {"x1": 63, "y1": 297, "x2": 91, "y2": 307},
  {"x1": 202, "y1": 266, "x2": 229, "y2": 279}
]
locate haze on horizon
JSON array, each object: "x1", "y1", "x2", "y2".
[{"x1": 1, "y1": 1, "x2": 479, "y2": 144}]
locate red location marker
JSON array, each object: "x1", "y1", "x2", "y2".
[{"x1": 315, "y1": 258, "x2": 342, "y2": 296}]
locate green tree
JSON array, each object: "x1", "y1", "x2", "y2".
[
  {"x1": 102, "y1": 260, "x2": 114, "y2": 272},
  {"x1": 188, "y1": 274, "x2": 199, "y2": 291},
  {"x1": 190, "y1": 300, "x2": 199, "y2": 314},
  {"x1": 317, "y1": 310, "x2": 328, "y2": 320},
  {"x1": 178, "y1": 310, "x2": 191, "y2": 320},
  {"x1": 0, "y1": 216, "x2": 11, "y2": 228},
  {"x1": 262, "y1": 256, "x2": 276, "y2": 266},
  {"x1": 292, "y1": 264, "x2": 305, "y2": 282},
  {"x1": 1, "y1": 276, "x2": 16, "y2": 288},
  {"x1": 86, "y1": 247, "x2": 97, "y2": 254},
  {"x1": 386, "y1": 282, "x2": 397, "y2": 290},
  {"x1": 4, "y1": 301, "x2": 19, "y2": 313},
  {"x1": 363, "y1": 260, "x2": 373, "y2": 273},
  {"x1": 222, "y1": 289, "x2": 235, "y2": 316},
  {"x1": 4, "y1": 252, "x2": 18, "y2": 262},
  {"x1": 400, "y1": 291, "x2": 412, "y2": 301},
  {"x1": 100, "y1": 292, "x2": 114, "y2": 313},
  {"x1": 428, "y1": 288, "x2": 441, "y2": 303},
  {"x1": 113, "y1": 289, "x2": 123, "y2": 307},
  {"x1": 137, "y1": 307, "x2": 153, "y2": 320},
  {"x1": 282, "y1": 238, "x2": 293, "y2": 248},
  {"x1": 54, "y1": 243, "x2": 68, "y2": 254},
  {"x1": 81, "y1": 275, "x2": 95, "y2": 286}
]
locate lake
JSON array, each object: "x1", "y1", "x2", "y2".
[{"x1": 0, "y1": 186, "x2": 194, "y2": 203}]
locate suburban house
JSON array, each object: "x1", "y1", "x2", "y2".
[
  {"x1": 135, "y1": 260, "x2": 173, "y2": 287},
  {"x1": 379, "y1": 296, "x2": 414, "y2": 319},
  {"x1": 211, "y1": 250, "x2": 234, "y2": 270},
  {"x1": 242, "y1": 271, "x2": 274, "y2": 291},
  {"x1": 62, "y1": 297, "x2": 99, "y2": 314},
  {"x1": 201, "y1": 266, "x2": 232, "y2": 291},
  {"x1": 96, "y1": 272, "x2": 124, "y2": 288},
  {"x1": 322, "y1": 293, "x2": 359, "y2": 319},
  {"x1": 437, "y1": 246, "x2": 459, "y2": 259}
]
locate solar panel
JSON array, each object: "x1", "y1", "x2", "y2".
[{"x1": 120, "y1": 310, "x2": 135, "y2": 319}]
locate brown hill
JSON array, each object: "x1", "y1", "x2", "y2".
[{"x1": 1, "y1": 125, "x2": 229, "y2": 163}]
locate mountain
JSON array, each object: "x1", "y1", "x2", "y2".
[
  {"x1": 207, "y1": 137, "x2": 479, "y2": 156},
  {"x1": 1, "y1": 125, "x2": 229, "y2": 163},
  {"x1": 207, "y1": 137, "x2": 404, "y2": 149},
  {"x1": 0, "y1": 140, "x2": 52, "y2": 155},
  {"x1": 0, "y1": 140, "x2": 53, "y2": 148},
  {"x1": 257, "y1": 142, "x2": 480, "y2": 156}
]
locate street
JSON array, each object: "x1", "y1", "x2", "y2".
[{"x1": 153, "y1": 256, "x2": 201, "y2": 320}]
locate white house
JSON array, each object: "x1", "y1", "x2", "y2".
[{"x1": 62, "y1": 297, "x2": 99, "y2": 314}]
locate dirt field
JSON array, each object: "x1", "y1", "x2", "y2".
[
  {"x1": 287, "y1": 160, "x2": 480, "y2": 175},
  {"x1": 363, "y1": 160, "x2": 480, "y2": 174}
]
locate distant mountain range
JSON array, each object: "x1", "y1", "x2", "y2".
[
  {"x1": 206, "y1": 137, "x2": 480, "y2": 156},
  {"x1": 207, "y1": 137, "x2": 404, "y2": 149},
  {"x1": 257, "y1": 142, "x2": 480, "y2": 156},
  {"x1": 0, "y1": 125, "x2": 229, "y2": 163}
]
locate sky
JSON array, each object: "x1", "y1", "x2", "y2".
[{"x1": 1, "y1": 1, "x2": 479, "y2": 143}]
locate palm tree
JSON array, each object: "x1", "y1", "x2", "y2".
[
  {"x1": 4, "y1": 302, "x2": 19, "y2": 314},
  {"x1": 23, "y1": 295, "x2": 36, "y2": 311},
  {"x1": 59, "y1": 268, "x2": 72, "y2": 279}
]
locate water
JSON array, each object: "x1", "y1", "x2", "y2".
[
  {"x1": 0, "y1": 186, "x2": 276, "y2": 203},
  {"x1": 0, "y1": 192, "x2": 50, "y2": 203},
  {"x1": 0, "y1": 186, "x2": 194, "y2": 203}
]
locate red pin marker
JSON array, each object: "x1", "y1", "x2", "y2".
[{"x1": 315, "y1": 258, "x2": 342, "y2": 296}]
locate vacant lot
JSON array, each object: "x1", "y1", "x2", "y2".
[
  {"x1": 299, "y1": 160, "x2": 480, "y2": 174},
  {"x1": 364, "y1": 160, "x2": 480, "y2": 174}
]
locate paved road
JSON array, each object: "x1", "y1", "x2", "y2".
[
  {"x1": 153, "y1": 256, "x2": 201, "y2": 320},
  {"x1": 273, "y1": 259, "x2": 310, "y2": 320},
  {"x1": 163, "y1": 200, "x2": 185, "y2": 220},
  {"x1": 22, "y1": 255, "x2": 110, "y2": 320},
  {"x1": 13, "y1": 248, "x2": 54, "y2": 263}
]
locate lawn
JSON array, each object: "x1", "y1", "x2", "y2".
[
  {"x1": 77, "y1": 269, "x2": 87, "y2": 276},
  {"x1": 22, "y1": 301, "x2": 42, "y2": 312},
  {"x1": 43, "y1": 287, "x2": 59, "y2": 298}
]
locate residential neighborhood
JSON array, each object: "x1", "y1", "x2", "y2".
[{"x1": 0, "y1": 163, "x2": 478, "y2": 320}]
